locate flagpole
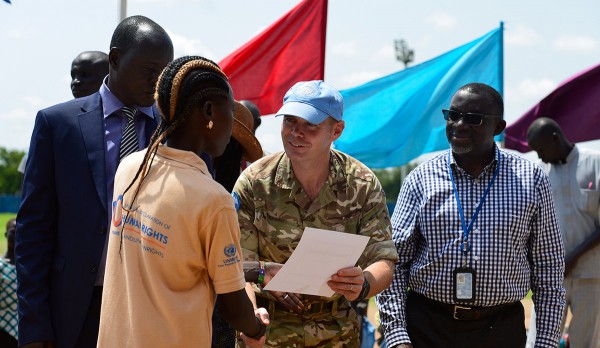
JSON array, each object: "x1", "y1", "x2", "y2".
[
  {"x1": 498, "y1": 21, "x2": 505, "y2": 147},
  {"x1": 119, "y1": 0, "x2": 127, "y2": 22},
  {"x1": 499, "y1": 21, "x2": 504, "y2": 96}
]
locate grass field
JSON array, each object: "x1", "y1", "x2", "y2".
[{"x1": 0, "y1": 212, "x2": 16, "y2": 256}]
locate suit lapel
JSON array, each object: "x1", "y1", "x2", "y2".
[
  {"x1": 79, "y1": 94, "x2": 107, "y2": 213},
  {"x1": 145, "y1": 105, "x2": 160, "y2": 141}
]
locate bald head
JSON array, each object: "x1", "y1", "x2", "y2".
[
  {"x1": 107, "y1": 15, "x2": 174, "y2": 107},
  {"x1": 110, "y1": 15, "x2": 172, "y2": 54},
  {"x1": 70, "y1": 51, "x2": 109, "y2": 98},
  {"x1": 527, "y1": 117, "x2": 564, "y2": 142},
  {"x1": 455, "y1": 83, "x2": 504, "y2": 117},
  {"x1": 527, "y1": 117, "x2": 572, "y2": 164}
]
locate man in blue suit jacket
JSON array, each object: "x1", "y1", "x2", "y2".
[{"x1": 16, "y1": 16, "x2": 174, "y2": 348}]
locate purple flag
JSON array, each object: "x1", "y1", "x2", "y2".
[{"x1": 505, "y1": 63, "x2": 600, "y2": 152}]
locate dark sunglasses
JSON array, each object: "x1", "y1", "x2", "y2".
[{"x1": 442, "y1": 109, "x2": 500, "y2": 126}]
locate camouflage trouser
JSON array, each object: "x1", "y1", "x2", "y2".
[{"x1": 237, "y1": 298, "x2": 360, "y2": 347}]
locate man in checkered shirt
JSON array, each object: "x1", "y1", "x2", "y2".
[
  {"x1": 377, "y1": 83, "x2": 565, "y2": 348},
  {"x1": 0, "y1": 218, "x2": 17, "y2": 347}
]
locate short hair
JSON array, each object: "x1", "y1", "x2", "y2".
[
  {"x1": 457, "y1": 83, "x2": 504, "y2": 117},
  {"x1": 110, "y1": 15, "x2": 169, "y2": 52},
  {"x1": 74, "y1": 51, "x2": 109, "y2": 64}
]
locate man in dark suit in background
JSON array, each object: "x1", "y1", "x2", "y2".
[
  {"x1": 70, "y1": 51, "x2": 109, "y2": 99},
  {"x1": 17, "y1": 51, "x2": 110, "y2": 184},
  {"x1": 16, "y1": 16, "x2": 173, "y2": 348}
]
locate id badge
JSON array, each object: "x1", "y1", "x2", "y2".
[{"x1": 453, "y1": 267, "x2": 476, "y2": 302}]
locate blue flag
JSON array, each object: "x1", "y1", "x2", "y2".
[{"x1": 334, "y1": 25, "x2": 503, "y2": 168}]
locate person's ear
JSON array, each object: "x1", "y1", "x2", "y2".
[
  {"x1": 493, "y1": 119, "x2": 506, "y2": 136},
  {"x1": 551, "y1": 131, "x2": 562, "y2": 143},
  {"x1": 330, "y1": 120, "x2": 345, "y2": 141},
  {"x1": 202, "y1": 100, "x2": 214, "y2": 125},
  {"x1": 108, "y1": 47, "x2": 120, "y2": 70}
]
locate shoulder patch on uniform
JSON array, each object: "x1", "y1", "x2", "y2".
[{"x1": 232, "y1": 191, "x2": 240, "y2": 212}]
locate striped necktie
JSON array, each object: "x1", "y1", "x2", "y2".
[{"x1": 119, "y1": 106, "x2": 139, "y2": 162}]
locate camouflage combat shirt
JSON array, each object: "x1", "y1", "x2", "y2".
[
  {"x1": 234, "y1": 149, "x2": 398, "y2": 293},
  {"x1": 233, "y1": 149, "x2": 398, "y2": 347}
]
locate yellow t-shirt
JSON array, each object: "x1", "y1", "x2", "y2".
[{"x1": 98, "y1": 145, "x2": 245, "y2": 348}]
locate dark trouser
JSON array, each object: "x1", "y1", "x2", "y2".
[
  {"x1": 406, "y1": 292, "x2": 526, "y2": 348},
  {"x1": 73, "y1": 286, "x2": 102, "y2": 348},
  {"x1": 0, "y1": 329, "x2": 17, "y2": 348}
]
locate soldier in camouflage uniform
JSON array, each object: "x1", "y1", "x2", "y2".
[{"x1": 233, "y1": 80, "x2": 398, "y2": 347}]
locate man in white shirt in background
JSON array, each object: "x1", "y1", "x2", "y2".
[{"x1": 527, "y1": 117, "x2": 600, "y2": 348}]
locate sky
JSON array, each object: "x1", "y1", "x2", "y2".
[{"x1": 1, "y1": 0, "x2": 599, "y2": 161}]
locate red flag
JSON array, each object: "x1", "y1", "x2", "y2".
[
  {"x1": 219, "y1": 0, "x2": 328, "y2": 115},
  {"x1": 505, "y1": 63, "x2": 600, "y2": 152}
]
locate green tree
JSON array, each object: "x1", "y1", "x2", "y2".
[
  {"x1": 373, "y1": 163, "x2": 418, "y2": 203},
  {"x1": 0, "y1": 147, "x2": 26, "y2": 195}
]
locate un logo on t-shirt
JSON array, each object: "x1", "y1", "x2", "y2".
[{"x1": 224, "y1": 244, "x2": 236, "y2": 257}]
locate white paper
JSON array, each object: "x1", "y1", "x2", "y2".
[{"x1": 263, "y1": 227, "x2": 370, "y2": 297}]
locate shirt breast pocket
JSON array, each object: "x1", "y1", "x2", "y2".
[
  {"x1": 504, "y1": 201, "x2": 535, "y2": 248},
  {"x1": 253, "y1": 200, "x2": 303, "y2": 258},
  {"x1": 579, "y1": 188, "x2": 600, "y2": 215},
  {"x1": 322, "y1": 210, "x2": 360, "y2": 234}
]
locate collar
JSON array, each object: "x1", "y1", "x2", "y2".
[
  {"x1": 274, "y1": 150, "x2": 347, "y2": 191},
  {"x1": 99, "y1": 76, "x2": 155, "y2": 119},
  {"x1": 155, "y1": 145, "x2": 209, "y2": 176},
  {"x1": 565, "y1": 144, "x2": 579, "y2": 164},
  {"x1": 449, "y1": 144, "x2": 501, "y2": 177},
  {"x1": 274, "y1": 150, "x2": 348, "y2": 213}
]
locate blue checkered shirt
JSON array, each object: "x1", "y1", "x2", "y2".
[
  {"x1": 377, "y1": 147, "x2": 565, "y2": 348},
  {"x1": 0, "y1": 258, "x2": 17, "y2": 340}
]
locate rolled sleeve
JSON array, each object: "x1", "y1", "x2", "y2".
[
  {"x1": 233, "y1": 172, "x2": 259, "y2": 262},
  {"x1": 358, "y1": 178, "x2": 398, "y2": 267}
]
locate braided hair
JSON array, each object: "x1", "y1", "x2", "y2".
[{"x1": 118, "y1": 55, "x2": 231, "y2": 256}]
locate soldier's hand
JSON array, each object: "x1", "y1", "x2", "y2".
[
  {"x1": 327, "y1": 266, "x2": 364, "y2": 301},
  {"x1": 263, "y1": 262, "x2": 283, "y2": 286},
  {"x1": 270, "y1": 290, "x2": 304, "y2": 313}
]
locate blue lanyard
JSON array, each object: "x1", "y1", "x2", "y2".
[{"x1": 448, "y1": 150, "x2": 501, "y2": 255}]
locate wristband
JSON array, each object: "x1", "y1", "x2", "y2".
[
  {"x1": 257, "y1": 261, "x2": 266, "y2": 286},
  {"x1": 354, "y1": 277, "x2": 371, "y2": 302}
]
